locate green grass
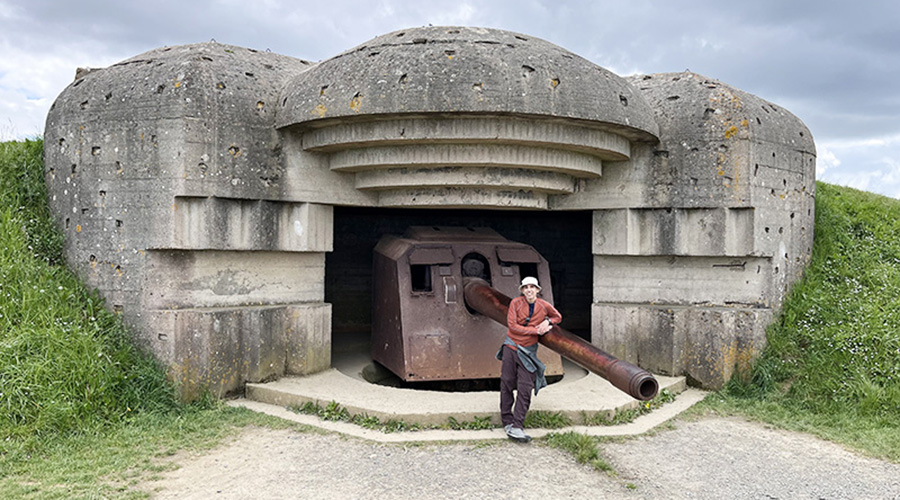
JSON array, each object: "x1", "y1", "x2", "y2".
[
  {"x1": 581, "y1": 389, "x2": 677, "y2": 426},
  {"x1": 545, "y1": 432, "x2": 613, "y2": 472},
  {"x1": 524, "y1": 409, "x2": 572, "y2": 429},
  {"x1": 0, "y1": 140, "x2": 180, "y2": 448},
  {"x1": 0, "y1": 139, "x2": 206, "y2": 497},
  {"x1": 0, "y1": 404, "x2": 282, "y2": 499},
  {"x1": 289, "y1": 400, "x2": 498, "y2": 432},
  {"x1": 714, "y1": 182, "x2": 900, "y2": 461}
]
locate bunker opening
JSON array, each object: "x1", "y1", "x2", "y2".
[{"x1": 325, "y1": 206, "x2": 593, "y2": 392}]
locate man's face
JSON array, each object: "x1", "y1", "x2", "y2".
[{"x1": 521, "y1": 284, "x2": 539, "y2": 302}]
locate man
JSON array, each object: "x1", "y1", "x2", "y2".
[{"x1": 497, "y1": 276, "x2": 562, "y2": 443}]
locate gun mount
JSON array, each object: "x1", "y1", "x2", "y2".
[
  {"x1": 372, "y1": 226, "x2": 564, "y2": 382},
  {"x1": 372, "y1": 226, "x2": 657, "y2": 401}
]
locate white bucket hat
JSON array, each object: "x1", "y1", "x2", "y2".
[{"x1": 519, "y1": 276, "x2": 541, "y2": 290}]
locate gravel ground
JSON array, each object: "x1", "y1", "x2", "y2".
[{"x1": 143, "y1": 416, "x2": 900, "y2": 500}]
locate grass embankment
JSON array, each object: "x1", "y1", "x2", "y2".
[
  {"x1": 709, "y1": 182, "x2": 900, "y2": 461},
  {"x1": 0, "y1": 139, "x2": 175, "y2": 443},
  {"x1": 0, "y1": 139, "x2": 898, "y2": 495},
  {"x1": 0, "y1": 140, "x2": 276, "y2": 498}
]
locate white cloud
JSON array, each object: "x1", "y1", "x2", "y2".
[
  {"x1": 817, "y1": 149, "x2": 900, "y2": 200},
  {"x1": 816, "y1": 147, "x2": 840, "y2": 176},
  {"x1": 403, "y1": 1, "x2": 477, "y2": 27},
  {"x1": 814, "y1": 134, "x2": 900, "y2": 199},
  {"x1": 0, "y1": 90, "x2": 47, "y2": 140},
  {"x1": 0, "y1": 37, "x2": 123, "y2": 141},
  {"x1": 826, "y1": 170, "x2": 873, "y2": 193},
  {"x1": 822, "y1": 133, "x2": 900, "y2": 150},
  {"x1": 877, "y1": 155, "x2": 900, "y2": 188}
]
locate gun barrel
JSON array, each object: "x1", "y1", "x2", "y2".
[{"x1": 463, "y1": 278, "x2": 659, "y2": 401}]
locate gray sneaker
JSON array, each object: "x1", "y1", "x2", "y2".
[{"x1": 506, "y1": 426, "x2": 532, "y2": 443}]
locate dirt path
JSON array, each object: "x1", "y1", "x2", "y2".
[{"x1": 142, "y1": 416, "x2": 900, "y2": 500}]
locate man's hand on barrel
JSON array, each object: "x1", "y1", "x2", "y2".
[{"x1": 537, "y1": 318, "x2": 553, "y2": 335}]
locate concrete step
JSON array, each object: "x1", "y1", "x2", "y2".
[{"x1": 240, "y1": 356, "x2": 701, "y2": 433}]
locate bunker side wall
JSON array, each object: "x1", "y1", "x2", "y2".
[
  {"x1": 572, "y1": 73, "x2": 816, "y2": 388},
  {"x1": 44, "y1": 43, "x2": 333, "y2": 399}
]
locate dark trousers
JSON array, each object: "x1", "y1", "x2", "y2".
[{"x1": 500, "y1": 345, "x2": 536, "y2": 428}]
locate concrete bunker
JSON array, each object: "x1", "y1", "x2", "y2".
[{"x1": 44, "y1": 26, "x2": 816, "y2": 399}]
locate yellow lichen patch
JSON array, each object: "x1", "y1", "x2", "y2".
[
  {"x1": 349, "y1": 93, "x2": 363, "y2": 112},
  {"x1": 174, "y1": 81, "x2": 182, "y2": 88},
  {"x1": 724, "y1": 125, "x2": 739, "y2": 139},
  {"x1": 312, "y1": 104, "x2": 327, "y2": 118},
  {"x1": 172, "y1": 360, "x2": 205, "y2": 403},
  {"x1": 741, "y1": 119, "x2": 749, "y2": 128},
  {"x1": 717, "y1": 151, "x2": 727, "y2": 168},
  {"x1": 76, "y1": 224, "x2": 82, "y2": 233},
  {"x1": 550, "y1": 77, "x2": 560, "y2": 89},
  {"x1": 735, "y1": 345, "x2": 757, "y2": 375}
]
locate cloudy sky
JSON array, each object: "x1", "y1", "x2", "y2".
[{"x1": 2, "y1": 0, "x2": 898, "y2": 198}]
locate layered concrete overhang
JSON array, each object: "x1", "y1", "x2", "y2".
[
  {"x1": 44, "y1": 26, "x2": 816, "y2": 398},
  {"x1": 276, "y1": 26, "x2": 659, "y2": 209}
]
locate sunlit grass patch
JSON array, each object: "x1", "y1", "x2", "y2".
[
  {"x1": 545, "y1": 431, "x2": 612, "y2": 472},
  {"x1": 524, "y1": 410, "x2": 572, "y2": 429}
]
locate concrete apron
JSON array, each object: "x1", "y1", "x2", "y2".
[{"x1": 230, "y1": 352, "x2": 707, "y2": 443}]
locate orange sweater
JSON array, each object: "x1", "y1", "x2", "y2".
[{"x1": 506, "y1": 296, "x2": 562, "y2": 348}]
